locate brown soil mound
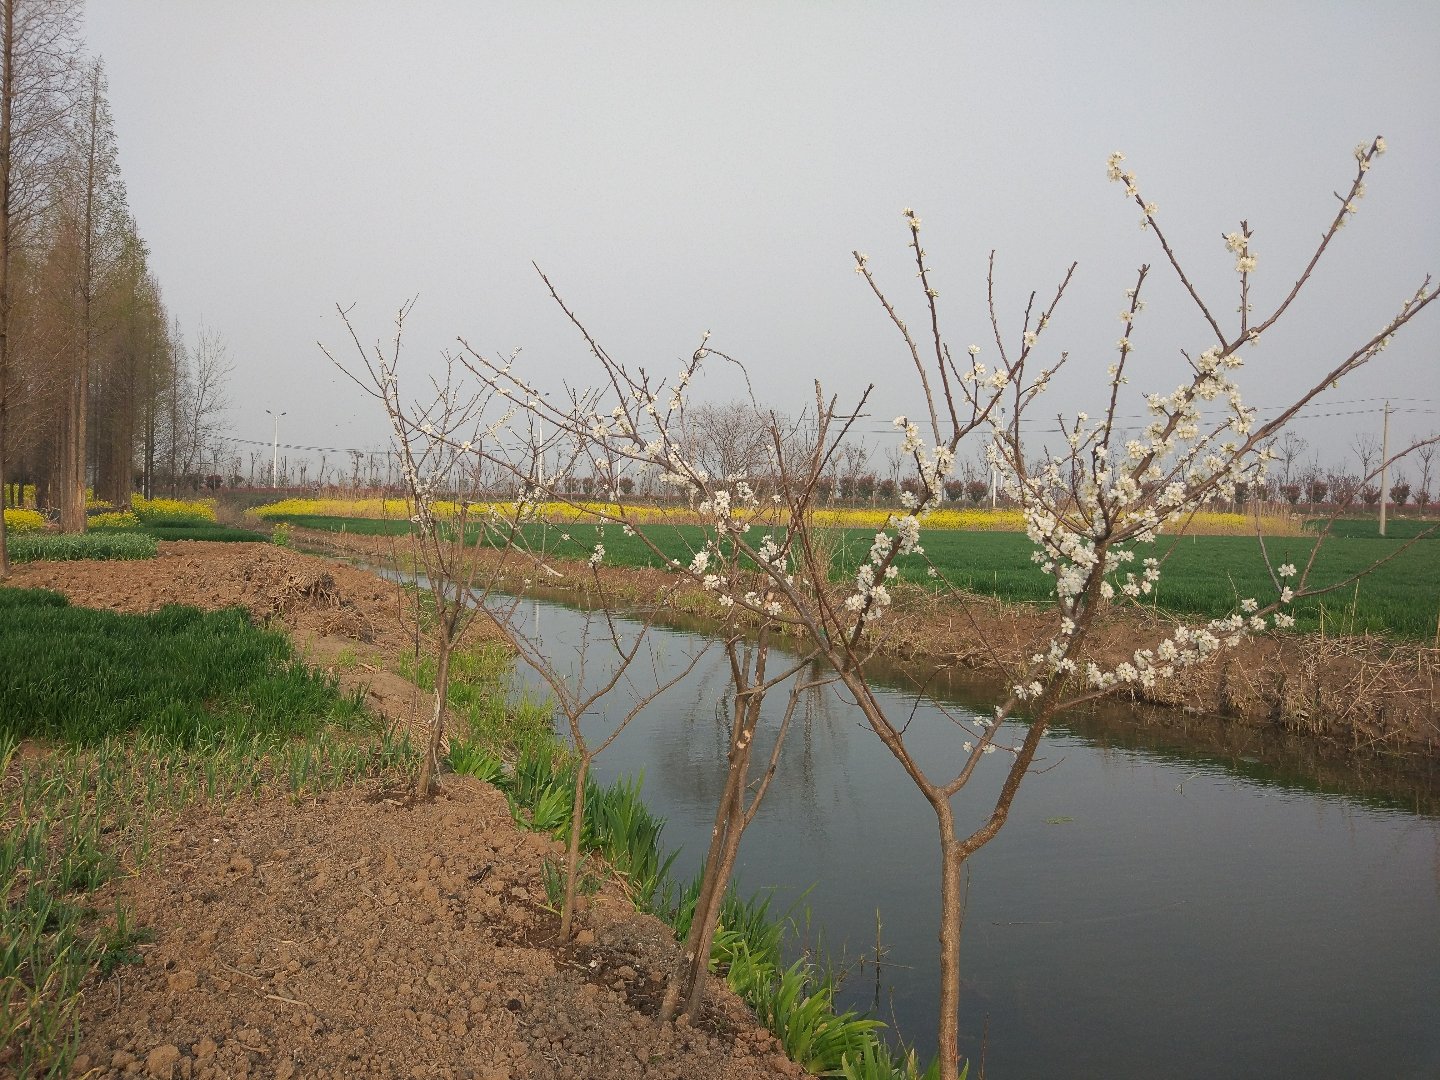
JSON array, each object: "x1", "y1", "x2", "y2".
[
  {"x1": 9, "y1": 540, "x2": 410, "y2": 651},
  {"x1": 69, "y1": 777, "x2": 792, "y2": 1080}
]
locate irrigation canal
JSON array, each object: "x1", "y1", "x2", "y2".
[{"x1": 427, "y1": 578, "x2": 1440, "y2": 1077}]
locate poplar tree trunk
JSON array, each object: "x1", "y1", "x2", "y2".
[{"x1": 0, "y1": 0, "x2": 15, "y2": 577}]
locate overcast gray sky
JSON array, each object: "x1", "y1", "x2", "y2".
[{"x1": 85, "y1": 1, "x2": 1439, "y2": 480}]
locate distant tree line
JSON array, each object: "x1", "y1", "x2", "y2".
[{"x1": 533, "y1": 403, "x2": 1437, "y2": 513}]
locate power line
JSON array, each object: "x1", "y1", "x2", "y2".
[
  {"x1": 856, "y1": 404, "x2": 1436, "y2": 435},
  {"x1": 211, "y1": 402, "x2": 1437, "y2": 457}
]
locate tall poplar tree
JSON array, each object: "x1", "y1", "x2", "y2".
[
  {"x1": 93, "y1": 217, "x2": 163, "y2": 505},
  {"x1": 0, "y1": 0, "x2": 79, "y2": 573},
  {"x1": 54, "y1": 54, "x2": 123, "y2": 532}
]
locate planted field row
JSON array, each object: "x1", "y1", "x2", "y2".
[
  {"x1": 250, "y1": 496, "x2": 1305, "y2": 536},
  {"x1": 7, "y1": 533, "x2": 159, "y2": 562},
  {"x1": 0, "y1": 589, "x2": 367, "y2": 743},
  {"x1": 5, "y1": 521, "x2": 266, "y2": 563}
]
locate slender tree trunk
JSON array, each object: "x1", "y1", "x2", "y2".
[
  {"x1": 682, "y1": 783, "x2": 748, "y2": 1018},
  {"x1": 168, "y1": 337, "x2": 178, "y2": 494},
  {"x1": 0, "y1": 0, "x2": 14, "y2": 577},
  {"x1": 559, "y1": 752, "x2": 593, "y2": 940},
  {"x1": 934, "y1": 803, "x2": 964, "y2": 1080},
  {"x1": 142, "y1": 361, "x2": 155, "y2": 499},
  {"x1": 60, "y1": 67, "x2": 104, "y2": 533},
  {"x1": 659, "y1": 643, "x2": 766, "y2": 1020},
  {"x1": 416, "y1": 635, "x2": 452, "y2": 797},
  {"x1": 658, "y1": 755, "x2": 743, "y2": 1021},
  {"x1": 59, "y1": 355, "x2": 86, "y2": 531},
  {"x1": 0, "y1": 377, "x2": 8, "y2": 577}
]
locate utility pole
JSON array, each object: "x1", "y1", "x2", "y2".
[
  {"x1": 1379, "y1": 401, "x2": 1390, "y2": 537},
  {"x1": 990, "y1": 407, "x2": 1004, "y2": 510},
  {"x1": 266, "y1": 409, "x2": 286, "y2": 489}
]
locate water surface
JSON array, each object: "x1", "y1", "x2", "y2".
[{"x1": 499, "y1": 593, "x2": 1440, "y2": 1078}]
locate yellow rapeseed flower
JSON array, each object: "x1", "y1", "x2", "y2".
[
  {"x1": 3, "y1": 508, "x2": 45, "y2": 533},
  {"x1": 89, "y1": 511, "x2": 141, "y2": 530},
  {"x1": 245, "y1": 496, "x2": 1302, "y2": 538},
  {"x1": 132, "y1": 496, "x2": 217, "y2": 523}
]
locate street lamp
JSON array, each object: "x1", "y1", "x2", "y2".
[{"x1": 265, "y1": 409, "x2": 287, "y2": 489}]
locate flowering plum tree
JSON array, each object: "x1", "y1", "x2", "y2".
[{"x1": 341, "y1": 138, "x2": 1436, "y2": 1078}]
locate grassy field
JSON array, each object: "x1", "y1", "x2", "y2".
[
  {"x1": 1, "y1": 590, "x2": 367, "y2": 744},
  {"x1": 894, "y1": 528, "x2": 1437, "y2": 639},
  {"x1": 8, "y1": 533, "x2": 159, "y2": 562},
  {"x1": 259, "y1": 512, "x2": 412, "y2": 536},
  {"x1": 0, "y1": 588, "x2": 411, "y2": 1076},
  {"x1": 267, "y1": 509, "x2": 1436, "y2": 639},
  {"x1": 1304, "y1": 517, "x2": 1435, "y2": 540},
  {"x1": 136, "y1": 520, "x2": 268, "y2": 542},
  {"x1": 8, "y1": 521, "x2": 265, "y2": 562}
]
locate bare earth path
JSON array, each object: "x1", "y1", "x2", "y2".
[{"x1": 8, "y1": 543, "x2": 800, "y2": 1080}]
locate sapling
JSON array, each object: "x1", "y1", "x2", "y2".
[
  {"x1": 326, "y1": 300, "x2": 546, "y2": 797},
  {"x1": 328, "y1": 303, "x2": 710, "y2": 938},
  {"x1": 452, "y1": 313, "x2": 855, "y2": 1016},
  {"x1": 824, "y1": 139, "x2": 1435, "y2": 1076},
  {"x1": 483, "y1": 577, "x2": 710, "y2": 940}
]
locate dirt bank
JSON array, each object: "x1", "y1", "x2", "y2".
[
  {"x1": 291, "y1": 528, "x2": 1439, "y2": 758},
  {"x1": 6, "y1": 543, "x2": 801, "y2": 1080}
]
